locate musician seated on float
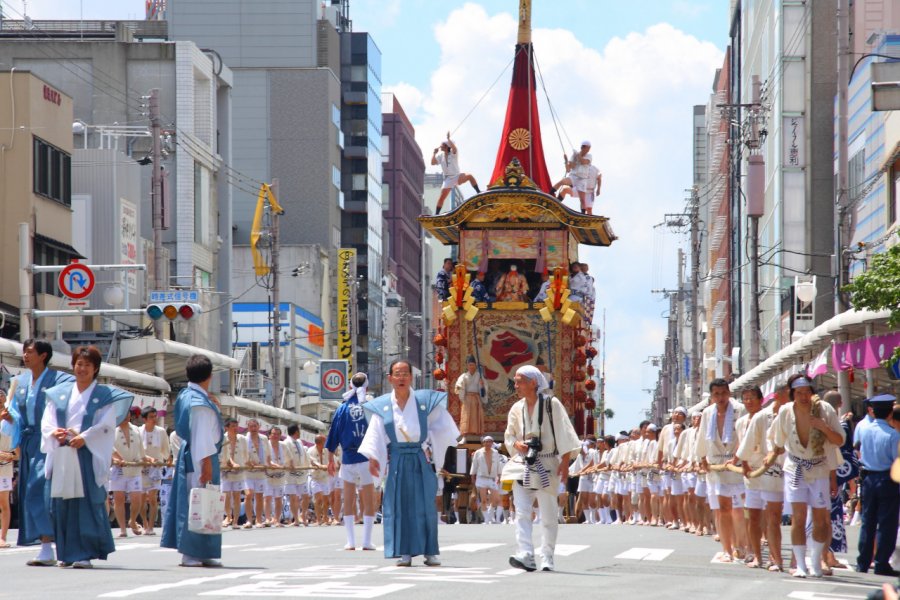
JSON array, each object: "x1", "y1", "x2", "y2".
[
  {"x1": 469, "y1": 271, "x2": 494, "y2": 303},
  {"x1": 567, "y1": 262, "x2": 590, "y2": 303}
]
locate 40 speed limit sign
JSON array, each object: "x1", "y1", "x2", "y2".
[{"x1": 319, "y1": 360, "x2": 349, "y2": 400}]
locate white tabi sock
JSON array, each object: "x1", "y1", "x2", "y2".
[
  {"x1": 37, "y1": 542, "x2": 54, "y2": 561},
  {"x1": 454, "y1": 511, "x2": 460, "y2": 524},
  {"x1": 482, "y1": 510, "x2": 490, "y2": 524},
  {"x1": 809, "y1": 540, "x2": 824, "y2": 576},
  {"x1": 495, "y1": 506, "x2": 503, "y2": 523},
  {"x1": 343, "y1": 516, "x2": 356, "y2": 548},
  {"x1": 362, "y1": 516, "x2": 375, "y2": 547},
  {"x1": 792, "y1": 545, "x2": 808, "y2": 575},
  {"x1": 558, "y1": 506, "x2": 564, "y2": 519},
  {"x1": 585, "y1": 510, "x2": 594, "y2": 524},
  {"x1": 503, "y1": 508, "x2": 510, "y2": 522}
]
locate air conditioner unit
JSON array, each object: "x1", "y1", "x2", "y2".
[{"x1": 241, "y1": 388, "x2": 266, "y2": 397}]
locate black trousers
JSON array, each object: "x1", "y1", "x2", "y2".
[{"x1": 856, "y1": 471, "x2": 900, "y2": 572}]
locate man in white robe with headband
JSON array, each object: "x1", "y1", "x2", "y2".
[
  {"x1": 504, "y1": 365, "x2": 580, "y2": 572},
  {"x1": 766, "y1": 374, "x2": 844, "y2": 578}
]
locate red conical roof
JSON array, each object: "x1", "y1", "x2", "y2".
[{"x1": 490, "y1": 43, "x2": 553, "y2": 193}]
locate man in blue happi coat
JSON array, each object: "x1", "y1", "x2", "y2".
[
  {"x1": 161, "y1": 354, "x2": 224, "y2": 567},
  {"x1": 42, "y1": 345, "x2": 133, "y2": 568},
  {"x1": 326, "y1": 372, "x2": 377, "y2": 550},
  {"x1": 358, "y1": 359, "x2": 460, "y2": 567},
  {"x1": 0, "y1": 339, "x2": 73, "y2": 565}
]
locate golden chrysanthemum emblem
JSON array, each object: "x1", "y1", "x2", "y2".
[{"x1": 508, "y1": 128, "x2": 531, "y2": 150}]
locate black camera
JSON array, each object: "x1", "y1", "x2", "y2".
[{"x1": 524, "y1": 437, "x2": 542, "y2": 465}]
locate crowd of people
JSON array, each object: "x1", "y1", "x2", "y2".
[
  {"x1": 1, "y1": 341, "x2": 897, "y2": 582},
  {"x1": 557, "y1": 376, "x2": 900, "y2": 579}
]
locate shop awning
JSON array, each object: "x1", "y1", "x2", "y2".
[
  {"x1": 219, "y1": 394, "x2": 326, "y2": 432},
  {"x1": 731, "y1": 309, "x2": 895, "y2": 393},
  {"x1": 118, "y1": 337, "x2": 240, "y2": 382},
  {"x1": 0, "y1": 337, "x2": 170, "y2": 393}
]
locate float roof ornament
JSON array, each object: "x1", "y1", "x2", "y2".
[{"x1": 489, "y1": 0, "x2": 553, "y2": 192}]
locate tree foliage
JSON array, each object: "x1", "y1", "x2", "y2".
[{"x1": 843, "y1": 235, "x2": 900, "y2": 366}]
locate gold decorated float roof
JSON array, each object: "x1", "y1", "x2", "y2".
[{"x1": 419, "y1": 160, "x2": 617, "y2": 247}]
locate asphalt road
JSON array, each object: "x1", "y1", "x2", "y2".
[{"x1": 0, "y1": 521, "x2": 893, "y2": 599}]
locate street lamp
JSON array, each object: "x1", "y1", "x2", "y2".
[
  {"x1": 302, "y1": 360, "x2": 317, "y2": 376},
  {"x1": 795, "y1": 276, "x2": 817, "y2": 304}
]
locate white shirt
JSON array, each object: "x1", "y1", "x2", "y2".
[
  {"x1": 41, "y1": 381, "x2": 117, "y2": 488},
  {"x1": 439, "y1": 151, "x2": 460, "y2": 178},
  {"x1": 470, "y1": 447, "x2": 501, "y2": 479},
  {"x1": 358, "y1": 391, "x2": 460, "y2": 477}
]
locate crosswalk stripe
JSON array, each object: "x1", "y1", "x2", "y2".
[
  {"x1": 615, "y1": 547, "x2": 673, "y2": 561},
  {"x1": 554, "y1": 544, "x2": 589, "y2": 556}
]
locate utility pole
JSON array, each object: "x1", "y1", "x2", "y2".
[
  {"x1": 149, "y1": 88, "x2": 163, "y2": 339},
  {"x1": 747, "y1": 75, "x2": 764, "y2": 370},
  {"x1": 270, "y1": 178, "x2": 282, "y2": 408},
  {"x1": 690, "y1": 187, "x2": 701, "y2": 405},
  {"x1": 835, "y1": 0, "x2": 852, "y2": 412}
]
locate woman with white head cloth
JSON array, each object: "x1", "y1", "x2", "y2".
[
  {"x1": 325, "y1": 372, "x2": 377, "y2": 551},
  {"x1": 503, "y1": 365, "x2": 580, "y2": 572}
]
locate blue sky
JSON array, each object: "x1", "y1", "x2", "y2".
[{"x1": 16, "y1": 0, "x2": 730, "y2": 435}]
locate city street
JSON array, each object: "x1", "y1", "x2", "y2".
[{"x1": 0, "y1": 522, "x2": 891, "y2": 599}]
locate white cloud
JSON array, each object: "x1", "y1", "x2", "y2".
[{"x1": 392, "y1": 4, "x2": 723, "y2": 434}]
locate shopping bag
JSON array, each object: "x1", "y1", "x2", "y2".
[{"x1": 188, "y1": 484, "x2": 225, "y2": 535}]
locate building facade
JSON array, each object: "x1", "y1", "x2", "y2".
[
  {"x1": 340, "y1": 31, "x2": 385, "y2": 391},
  {"x1": 0, "y1": 70, "x2": 80, "y2": 340},
  {"x1": 382, "y1": 93, "x2": 425, "y2": 375},
  {"x1": 737, "y1": 1, "x2": 836, "y2": 364},
  {"x1": 0, "y1": 21, "x2": 235, "y2": 357}
]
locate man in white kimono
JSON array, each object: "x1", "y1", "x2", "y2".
[
  {"x1": 766, "y1": 374, "x2": 844, "y2": 578},
  {"x1": 695, "y1": 378, "x2": 746, "y2": 563},
  {"x1": 359, "y1": 359, "x2": 459, "y2": 567},
  {"x1": 736, "y1": 384, "x2": 788, "y2": 572},
  {"x1": 470, "y1": 435, "x2": 502, "y2": 524},
  {"x1": 504, "y1": 365, "x2": 580, "y2": 572},
  {"x1": 41, "y1": 345, "x2": 132, "y2": 568}
]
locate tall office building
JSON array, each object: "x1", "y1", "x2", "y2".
[
  {"x1": 382, "y1": 93, "x2": 426, "y2": 374},
  {"x1": 339, "y1": 31, "x2": 385, "y2": 391}
]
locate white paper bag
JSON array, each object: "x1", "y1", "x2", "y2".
[{"x1": 188, "y1": 484, "x2": 225, "y2": 535}]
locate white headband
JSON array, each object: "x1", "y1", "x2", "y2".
[
  {"x1": 516, "y1": 365, "x2": 550, "y2": 393},
  {"x1": 673, "y1": 406, "x2": 687, "y2": 416},
  {"x1": 343, "y1": 373, "x2": 369, "y2": 403}
]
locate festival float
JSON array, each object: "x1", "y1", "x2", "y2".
[{"x1": 419, "y1": 0, "x2": 617, "y2": 443}]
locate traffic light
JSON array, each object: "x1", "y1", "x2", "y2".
[{"x1": 146, "y1": 303, "x2": 201, "y2": 321}]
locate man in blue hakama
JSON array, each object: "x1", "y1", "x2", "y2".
[
  {"x1": 0, "y1": 339, "x2": 73, "y2": 565},
  {"x1": 41, "y1": 345, "x2": 133, "y2": 568},
  {"x1": 359, "y1": 359, "x2": 459, "y2": 567},
  {"x1": 161, "y1": 354, "x2": 224, "y2": 567}
]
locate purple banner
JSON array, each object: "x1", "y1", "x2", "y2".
[{"x1": 832, "y1": 331, "x2": 900, "y2": 371}]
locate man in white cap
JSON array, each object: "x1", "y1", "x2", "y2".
[
  {"x1": 504, "y1": 365, "x2": 580, "y2": 572},
  {"x1": 470, "y1": 435, "x2": 501, "y2": 524},
  {"x1": 765, "y1": 374, "x2": 844, "y2": 578},
  {"x1": 551, "y1": 141, "x2": 592, "y2": 204},
  {"x1": 431, "y1": 132, "x2": 480, "y2": 214},
  {"x1": 326, "y1": 373, "x2": 377, "y2": 551},
  {"x1": 853, "y1": 392, "x2": 899, "y2": 576}
]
